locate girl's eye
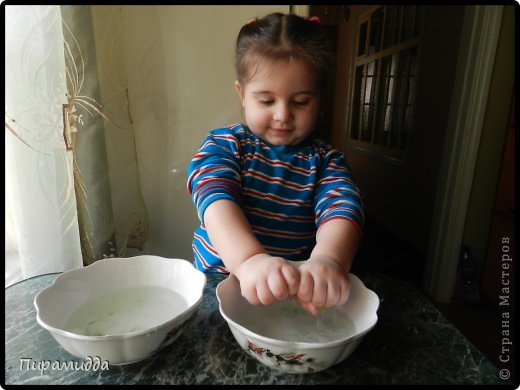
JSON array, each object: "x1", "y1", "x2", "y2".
[
  {"x1": 258, "y1": 100, "x2": 274, "y2": 106},
  {"x1": 293, "y1": 100, "x2": 309, "y2": 106}
]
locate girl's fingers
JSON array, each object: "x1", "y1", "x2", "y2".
[
  {"x1": 254, "y1": 279, "x2": 276, "y2": 306},
  {"x1": 297, "y1": 271, "x2": 314, "y2": 303},
  {"x1": 338, "y1": 276, "x2": 351, "y2": 305},
  {"x1": 324, "y1": 280, "x2": 341, "y2": 307},
  {"x1": 267, "y1": 270, "x2": 289, "y2": 300},
  {"x1": 309, "y1": 275, "x2": 327, "y2": 308},
  {"x1": 240, "y1": 282, "x2": 261, "y2": 306},
  {"x1": 295, "y1": 298, "x2": 319, "y2": 317},
  {"x1": 281, "y1": 263, "x2": 300, "y2": 296}
]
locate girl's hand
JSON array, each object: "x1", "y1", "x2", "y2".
[
  {"x1": 234, "y1": 254, "x2": 300, "y2": 306},
  {"x1": 295, "y1": 255, "x2": 351, "y2": 316}
]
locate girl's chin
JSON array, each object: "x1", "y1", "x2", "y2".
[
  {"x1": 266, "y1": 132, "x2": 299, "y2": 145},
  {"x1": 249, "y1": 127, "x2": 307, "y2": 146},
  {"x1": 266, "y1": 138, "x2": 294, "y2": 146}
]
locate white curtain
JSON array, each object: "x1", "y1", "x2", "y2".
[{"x1": 5, "y1": 5, "x2": 83, "y2": 286}]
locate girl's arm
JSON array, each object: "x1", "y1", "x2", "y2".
[
  {"x1": 203, "y1": 199, "x2": 264, "y2": 269},
  {"x1": 296, "y1": 218, "x2": 361, "y2": 316},
  {"x1": 295, "y1": 144, "x2": 364, "y2": 316},
  {"x1": 203, "y1": 199, "x2": 300, "y2": 305},
  {"x1": 312, "y1": 217, "x2": 361, "y2": 271}
]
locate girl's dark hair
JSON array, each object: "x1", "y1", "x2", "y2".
[{"x1": 235, "y1": 13, "x2": 334, "y2": 92}]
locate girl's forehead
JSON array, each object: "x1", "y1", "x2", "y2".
[{"x1": 246, "y1": 58, "x2": 317, "y2": 85}]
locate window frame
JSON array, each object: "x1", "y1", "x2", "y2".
[{"x1": 346, "y1": 5, "x2": 424, "y2": 166}]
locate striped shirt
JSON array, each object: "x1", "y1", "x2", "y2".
[{"x1": 187, "y1": 123, "x2": 364, "y2": 273}]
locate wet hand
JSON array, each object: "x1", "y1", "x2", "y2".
[
  {"x1": 234, "y1": 254, "x2": 300, "y2": 306},
  {"x1": 295, "y1": 255, "x2": 351, "y2": 315}
]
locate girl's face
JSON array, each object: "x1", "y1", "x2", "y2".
[{"x1": 235, "y1": 59, "x2": 320, "y2": 146}]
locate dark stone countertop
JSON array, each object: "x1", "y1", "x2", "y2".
[{"x1": 4, "y1": 272, "x2": 509, "y2": 385}]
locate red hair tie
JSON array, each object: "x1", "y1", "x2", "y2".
[{"x1": 308, "y1": 16, "x2": 321, "y2": 24}]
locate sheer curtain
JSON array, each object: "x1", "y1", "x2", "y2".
[
  {"x1": 5, "y1": 5, "x2": 83, "y2": 286},
  {"x1": 5, "y1": 5, "x2": 149, "y2": 286}
]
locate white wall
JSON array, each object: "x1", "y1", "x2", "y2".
[{"x1": 121, "y1": 6, "x2": 289, "y2": 260}]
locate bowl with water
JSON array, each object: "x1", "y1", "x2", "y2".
[
  {"x1": 34, "y1": 255, "x2": 206, "y2": 365},
  {"x1": 216, "y1": 264, "x2": 379, "y2": 374}
]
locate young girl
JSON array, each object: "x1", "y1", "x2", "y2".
[{"x1": 187, "y1": 12, "x2": 364, "y2": 316}]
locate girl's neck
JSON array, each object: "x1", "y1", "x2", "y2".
[{"x1": 244, "y1": 125, "x2": 313, "y2": 153}]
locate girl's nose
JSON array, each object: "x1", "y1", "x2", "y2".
[{"x1": 273, "y1": 103, "x2": 292, "y2": 123}]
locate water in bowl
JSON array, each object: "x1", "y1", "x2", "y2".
[
  {"x1": 64, "y1": 285, "x2": 188, "y2": 336},
  {"x1": 237, "y1": 299, "x2": 355, "y2": 343}
]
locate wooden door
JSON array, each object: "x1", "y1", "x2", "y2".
[
  {"x1": 481, "y1": 96, "x2": 515, "y2": 307},
  {"x1": 324, "y1": 5, "x2": 466, "y2": 256}
]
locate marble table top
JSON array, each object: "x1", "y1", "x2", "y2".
[{"x1": 4, "y1": 271, "x2": 507, "y2": 385}]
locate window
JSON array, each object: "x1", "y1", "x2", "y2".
[{"x1": 348, "y1": 5, "x2": 423, "y2": 164}]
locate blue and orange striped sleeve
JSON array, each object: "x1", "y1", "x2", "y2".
[
  {"x1": 313, "y1": 146, "x2": 365, "y2": 236},
  {"x1": 187, "y1": 128, "x2": 243, "y2": 223}
]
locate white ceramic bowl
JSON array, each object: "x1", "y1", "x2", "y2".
[
  {"x1": 34, "y1": 255, "x2": 206, "y2": 365},
  {"x1": 216, "y1": 268, "x2": 379, "y2": 374}
]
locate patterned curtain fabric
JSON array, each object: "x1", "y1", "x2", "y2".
[
  {"x1": 60, "y1": 5, "x2": 149, "y2": 264},
  {"x1": 5, "y1": 5, "x2": 149, "y2": 284}
]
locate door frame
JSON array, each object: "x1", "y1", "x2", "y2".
[{"x1": 422, "y1": 5, "x2": 504, "y2": 302}]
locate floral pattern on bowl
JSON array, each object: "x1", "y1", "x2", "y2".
[{"x1": 246, "y1": 340, "x2": 318, "y2": 373}]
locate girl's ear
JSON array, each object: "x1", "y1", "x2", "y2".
[{"x1": 234, "y1": 81, "x2": 245, "y2": 106}]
